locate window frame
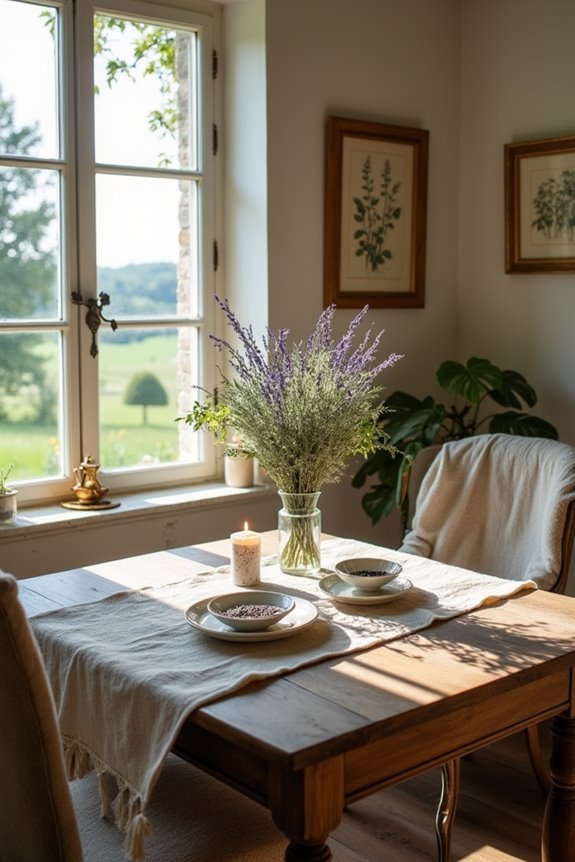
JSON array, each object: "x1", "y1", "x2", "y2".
[{"x1": 1, "y1": 0, "x2": 221, "y2": 505}]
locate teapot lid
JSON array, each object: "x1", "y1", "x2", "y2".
[{"x1": 80, "y1": 454, "x2": 99, "y2": 468}]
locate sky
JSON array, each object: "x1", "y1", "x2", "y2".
[{"x1": 0, "y1": 0, "x2": 181, "y2": 268}]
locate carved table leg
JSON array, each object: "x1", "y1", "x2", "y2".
[
  {"x1": 284, "y1": 842, "x2": 332, "y2": 861},
  {"x1": 542, "y1": 714, "x2": 575, "y2": 861},
  {"x1": 526, "y1": 722, "x2": 551, "y2": 797},
  {"x1": 269, "y1": 758, "x2": 344, "y2": 862},
  {"x1": 435, "y1": 759, "x2": 460, "y2": 862}
]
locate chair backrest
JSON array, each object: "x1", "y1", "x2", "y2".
[
  {"x1": 404, "y1": 443, "x2": 442, "y2": 530},
  {"x1": 0, "y1": 572, "x2": 83, "y2": 861},
  {"x1": 400, "y1": 434, "x2": 575, "y2": 592}
]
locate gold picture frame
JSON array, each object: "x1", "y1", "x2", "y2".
[
  {"x1": 505, "y1": 134, "x2": 575, "y2": 273},
  {"x1": 324, "y1": 116, "x2": 429, "y2": 309}
]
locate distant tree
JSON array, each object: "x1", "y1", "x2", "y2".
[
  {"x1": 0, "y1": 84, "x2": 55, "y2": 418},
  {"x1": 124, "y1": 372, "x2": 168, "y2": 425}
]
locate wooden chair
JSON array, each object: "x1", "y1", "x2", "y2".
[
  {"x1": 400, "y1": 433, "x2": 575, "y2": 862},
  {"x1": 0, "y1": 571, "x2": 287, "y2": 861}
]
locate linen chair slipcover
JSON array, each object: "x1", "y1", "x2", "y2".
[
  {"x1": 400, "y1": 433, "x2": 575, "y2": 862},
  {"x1": 0, "y1": 571, "x2": 287, "y2": 862}
]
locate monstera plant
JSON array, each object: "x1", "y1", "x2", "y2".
[{"x1": 352, "y1": 356, "x2": 559, "y2": 529}]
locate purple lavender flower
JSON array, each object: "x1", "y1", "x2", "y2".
[{"x1": 192, "y1": 297, "x2": 402, "y2": 492}]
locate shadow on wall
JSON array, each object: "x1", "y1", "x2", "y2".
[{"x1": 320, "y1": 470, "x2": 403, "y2": 550}]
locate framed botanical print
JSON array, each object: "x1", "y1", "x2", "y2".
[
  {"x1": 505, "y1": 134, "x2": 575, "y2": 273},
  {"x1": 324, "y1": 116, "x2": 429, "y2": 308}
]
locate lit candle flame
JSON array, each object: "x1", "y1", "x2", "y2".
[{"x1": 244, "y1": 521, "x2": 249, "y2": 531}]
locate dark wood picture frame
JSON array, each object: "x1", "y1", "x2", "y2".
[
  {"x1": 505, "y1": 134, "x2": 575, "y2": 274},
  {"x1": 324, "y1": 116, "x2": 429, "y2": 309}
]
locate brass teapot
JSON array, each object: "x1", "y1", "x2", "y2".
[{"x1": 72, "y1": 455, "x2": 108, "y2": 504}]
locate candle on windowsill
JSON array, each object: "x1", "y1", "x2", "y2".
[{"x1": 230, "y1": 521, "x2": 261, "y2": 586}]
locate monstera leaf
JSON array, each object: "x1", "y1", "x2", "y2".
[
  {"x1": 488, "y1": 411, "x2": 557, "y2": 437},
  {"x1": 488, "y1": 369, "x2": 537, "y2": 409},
  {"x1": 437, "y1": 357, "x2": 502, "y2": 403}
]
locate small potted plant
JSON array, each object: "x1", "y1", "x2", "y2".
[
  {"x1": 178, "y1": 395, "x2": 254, "y2": 488},
  {"x1": 0, "y1": 464, "x2": 18, "y2": 524}
]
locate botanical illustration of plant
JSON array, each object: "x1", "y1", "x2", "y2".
[
  {"x1": 353, "y1": 156, "x2": 402, "y2": 272},
  {"x1": 531, "y1": 169, "x2": 575, "y2": 242}
]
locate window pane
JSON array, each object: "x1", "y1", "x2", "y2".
[
  {"x1": 99, "y1": 326, "x2": 199, "y2": 470},
  {"x1": 0, "y1": 331, "x2": 63, "y2": 480},
  {"x1": 0, "y1": 166, "x2": 60, "y2": 320},
  {"x1": 96, "y1": 174, "x2": 198, "y2": 318},
  {"x1": 0, "y1": 0, "x2": 59, "y2": 159},
  {"x1": 94, "y1": 16, "x2": 197, "y2": 170}
]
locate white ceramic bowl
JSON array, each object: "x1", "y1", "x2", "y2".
[
  {"x1": 334, "y1": 557, "x2": 403, "y2": 592},
  {"x1": 207, "y1": 591, "x2": 295, "y2": 632}
]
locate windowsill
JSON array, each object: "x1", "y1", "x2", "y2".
[{"x1": 2, "y1": 481, "x2": 277, "y2": 541}]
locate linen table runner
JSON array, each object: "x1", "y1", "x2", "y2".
[{"x1": 31, "y1": 537, "x2": 536, "y2": 861}]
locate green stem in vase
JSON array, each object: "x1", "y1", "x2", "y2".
[{"x1": 278, "y1": 491, "x2": 321, "y2": 575}]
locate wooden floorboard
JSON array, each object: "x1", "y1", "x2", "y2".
[{"x1": 329, "y1": 728, "x2": 548, "y2": 861}]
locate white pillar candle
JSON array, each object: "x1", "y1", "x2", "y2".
[{"x1": 230, "y1": 523, "x2": 261, "y2": 586}]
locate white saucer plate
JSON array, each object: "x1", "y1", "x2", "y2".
[
  {"x1": 319, "y1": 574, "x2": 413, "y2": 606},
  {"x1": 185, "y1": 594, "x2": 318, "y2": 642}
]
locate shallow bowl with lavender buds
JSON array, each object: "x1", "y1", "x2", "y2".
[
  {"x1": 207, "y1": 591, "x2": 295, "y2": 632},
  {"x1": 334, "y1": 558, "x2": 403, "y2": 592}
]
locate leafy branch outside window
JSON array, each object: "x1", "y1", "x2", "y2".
[
  {"x1": 353, "y1": 156, "x2": 401, "y2": 272},
  {"x1": 42, "y1": 12, "x2": 179, "y2": 161},
  {"x1": 94, "y1": 16, "x2": 178, "y2": 166}
]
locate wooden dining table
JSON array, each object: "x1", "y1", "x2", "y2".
[{"x1": 18, "y1": 531, "x2": 575, "y2": 861}]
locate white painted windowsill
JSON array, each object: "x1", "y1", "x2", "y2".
[
  {"x1": 4, "y1": 482, "x2": 275, "y2": 538},
  {"x1": 0, "y1": 482, "x2": 278, "y2": 579}
]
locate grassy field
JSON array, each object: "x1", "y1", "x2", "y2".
[
  {"x1": 1, "y1": 332, "x2": 190, "y2": 480},
  {"x1": 99, "y1": 332, "x2": 180, "y2": 466}
]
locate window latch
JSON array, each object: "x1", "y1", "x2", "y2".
[{"x1": 71, "y1": 290, "x2": 118, "y2": 358}]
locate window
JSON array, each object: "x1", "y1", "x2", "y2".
[{"x1": 0, "y1": 0, "x2": 220, "y2": 504}]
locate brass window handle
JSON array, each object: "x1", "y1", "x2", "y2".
[{"x1": 71, "y1": 291, "x2": 118, "y2": 357}]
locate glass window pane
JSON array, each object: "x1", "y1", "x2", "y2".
[
  {"x1": 0, "y1": 0, "x2": 59, "y2": 159},
  {"x1": 0, "y1": 166, "x2": 60, "y2": 321},
  {"x1": 96, "y1": 174, "x2": 198, "y2": 318},
  {"x1": 94, "y1": 16, "x2": 197, "y2": 170},
  {"x1": 0, "y1": 331, "x2": 64, "y2": 480},
  {"x1": 99, "y1": 326, "x2": 199, "y2": 470}
]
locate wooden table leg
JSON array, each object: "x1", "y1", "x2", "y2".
[
  {"x1": 284, "y1": 843, "x2": 332, "y2": 861},
  {"x1": 435, "y1": 759, "x2": 460, "y2": 862},
  {"x1": 542, "y1": 714, "x2": 575, "y2": 861},
  {"x1": 268, "y1": 758, "x2": 344, "y2": 862}
]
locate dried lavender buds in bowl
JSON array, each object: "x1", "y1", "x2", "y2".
[
  {"x1": 207, "y1": 591, "x2": 296, "y2": 632},
  {"x1": 334, "y1": 557, "x2": 403, "y2": 592}
]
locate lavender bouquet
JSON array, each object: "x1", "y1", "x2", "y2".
[{"x1": 185, "y1": 298, "x2": 402, "y2": 573}]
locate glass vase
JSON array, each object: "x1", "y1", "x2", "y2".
[{"x1": 278, "y1": 491, "x2": 321, "y2": 576}]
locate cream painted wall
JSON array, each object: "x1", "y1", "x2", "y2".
[
  {"x1": 459, "y1": 0, "x2": 575, "y2": 444},
  {"x1": 459, "y1": 0, "x2": 575, "y2": 594},
  {"x1": 225, "y1": 0, "x2": 575, "y2": 554},
  {"x1": 262, "y1": 0, "x2": 461, "y2": 546},
  {"x1": 222, "y1": 0, "x2": 268, "y2": 341}
]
